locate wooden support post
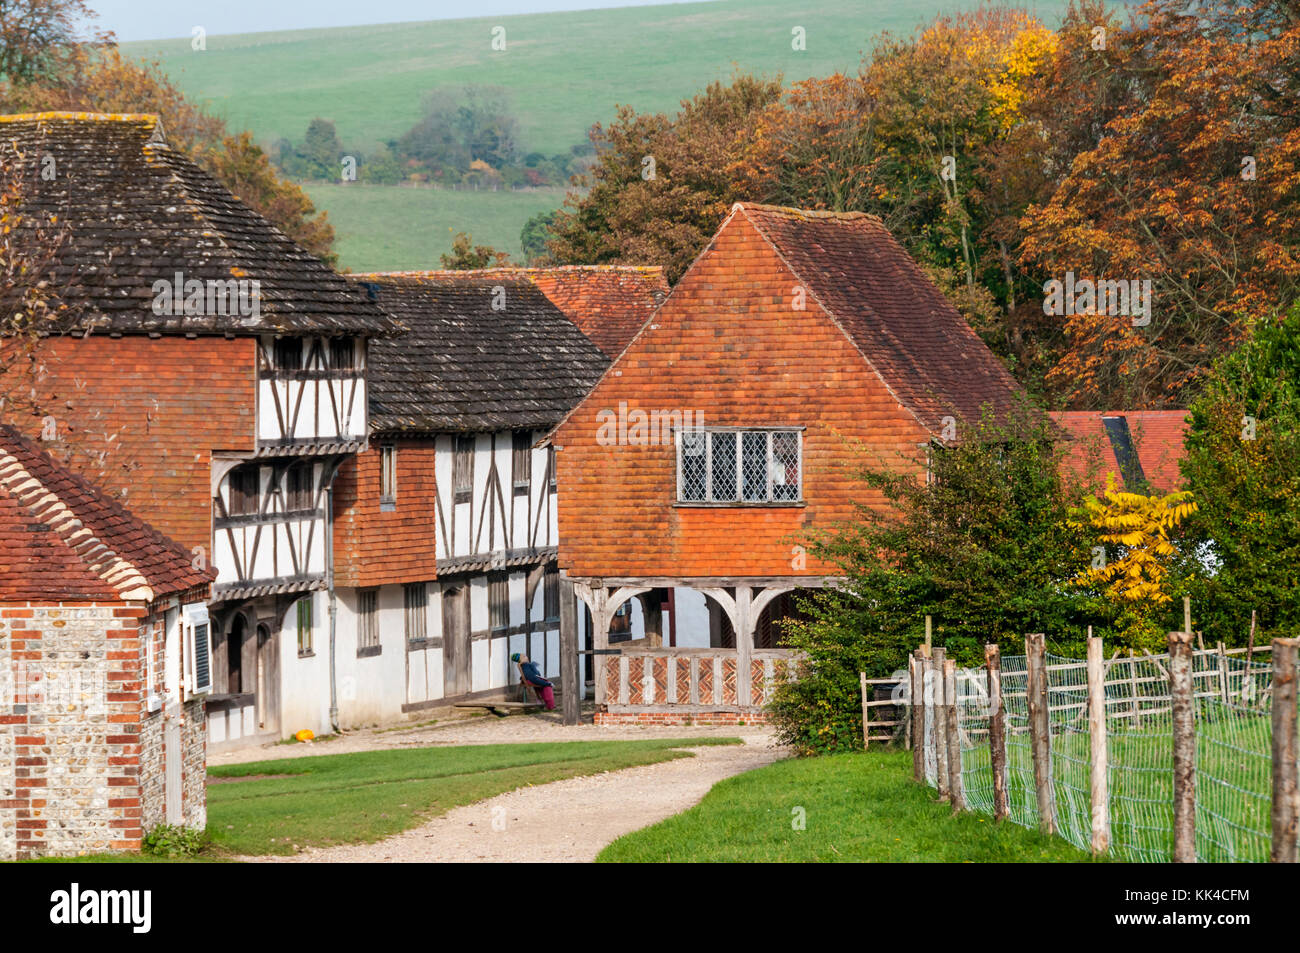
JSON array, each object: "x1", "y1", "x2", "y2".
[
  {"x1": 1216, "y1": 641, "x2": 1230, "y2": 704},
  {"x1": 860, "y1": 671, "x2": 870, "y2": 750},
  {"x1": 1184, "y1": 596, "x2": 1192, "y2": 643},
  {"x1": 933, "y1": 647, "x2": 949, "y2": 800},
  {"x1": 1247, "y1": 611, "x2": 1257, "y2": 672},
  {"x1": 1271, "y1": 638, "x2": 1299, "y2": 863},
  {"x1": 911, "y1": 651, "x2": 925, "y2": 782},
  {"x1": 1169, "y1": 630, "x2": 1196, "y2": 863},
  {"x1": 924, "y1": 615, "x2": 932, "y2": 656},
  {"x1": 1087, "y1": 633, "x2": 1110, "y2": 854},
  {"x1": 944, "y1": 658, "x2": 964, "y2": 812},
  {"x1": 1128, "y1": 649, "x2": 1142, "y2": 729},
  {"x1": 986, "y1": 644, "x2": 1009, "y2": 821},
  {"x1": 559, "y1": 577, "x2": 579, "y2": 726},
  {"x1": 1025, "y1": 633, "x2": 1056, "y2": 835}
]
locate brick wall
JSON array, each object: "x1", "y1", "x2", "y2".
[
  {"x1": 333, "y1": 438, "x2": 439, "y2": 587},
  {"x1": 5, "y1": 335, "x2": 257, "y2": 556},
  {"x1": 0, "y1": 600, "x2": 204, "y2": 860},
  {"x1": 594, "y1": 711, "x2": 771, "y2": 726},
  {"x1": 553, "y1": 213, "x2": 929, "y2": 579}
]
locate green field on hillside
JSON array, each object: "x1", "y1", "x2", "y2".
[
  {"x1": 125, "y1": 0, "x2": 1073, "y2": 158},
  {"x1": 306, "y1": 183, "x2": 567, "y2": 271},
  {"x1": 125, "y1": 0, "x2": 1076, "y2": 270}
]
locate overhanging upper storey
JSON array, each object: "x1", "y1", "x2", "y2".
[{"x1": 254, "y1": 333, "x2": 369, "y2": 455}]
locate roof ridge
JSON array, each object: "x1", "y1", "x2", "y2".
[
  {"x1": 732, "y1": 201, "x2": 882, "y2": 224},
  {"x1": 0, "y1": 450, "x2": 154, "y2": 601},
  {"x1": 354, "y1": 265, "x2": 667, "y2": 279},
  {"x1": 0, "y1": 111, "x2": 162, "y2": 130}
]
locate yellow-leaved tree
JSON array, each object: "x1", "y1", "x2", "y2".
[{"x1": 1071, "y1": 477, "x2": 1198, "y2": 648}]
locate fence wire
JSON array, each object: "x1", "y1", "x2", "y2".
[{"x1": 932, "y1": 646, "x2": 1277, "y2": 863}]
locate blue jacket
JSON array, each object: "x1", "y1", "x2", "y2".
[{"x1": 520, "y1": 661, "x2": 552, "y2": 688}]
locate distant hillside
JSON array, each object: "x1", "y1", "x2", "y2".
[{"x1": 124, "y1": 0, "x2": 1077, "y2": 270}]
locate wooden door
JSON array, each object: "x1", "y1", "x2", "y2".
[
  {"x1": 256, "y1": 623, "x2": 280, "y2": 736},
  {"x1": 442, "y1": 585, "x2": 470, "y2": 697}
]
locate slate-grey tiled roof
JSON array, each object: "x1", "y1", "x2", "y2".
[
  {"x1": 0, "y1": 112, "x2": 397, "y2": 336},
  {"x1": 354, "y1": 273, "x2": 610, "y2": 432}
]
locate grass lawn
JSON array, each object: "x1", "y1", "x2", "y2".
[
  {"x1": 205, "y1": 738, "x2": 738, "y2": 856},
  {"x1": 598, "y1": 749, "x2": 1098, "y2": 862},
  {"x1": 305, "y1": 183, "x2": 566, "y2": 271}
]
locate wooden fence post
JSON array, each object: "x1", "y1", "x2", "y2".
[
  {"x1": 1128, "y1": 649, "x2": 1142, "y2": 729},
  {"x1": 945, "y1": 658, "x2": 964, "y2": 812},
  {"x1": 1169, "y1": 630, "x2": 1196, "y2": 863},
  {"x1": 911, "y1": 651, "x2": 925, "y2": 782},
  {"x1": 860, "y1": 671, "x2": 870, "y2": 750},
  {"x1": 1025, "y1": 633, "x2": 1056, "y2": 835},
  {"x1": 559, "y1": 576, "x2": 579, "y2": 726},
  {"x1": 1271, "y1": 637, "x2": 1299, "y2": 863},
  {"x1": 986, "y1": 643, "x2": 1009, "y2": 821},
  {"x1": 1216, "y1": 641, "x2": 1230, "y2": 703},
  {"x1": 933, "y1": 647, "x2": 949, "y2": 801},
  {"x1": 1087, "y1": 633, "x2": 1110, "y2": 854}
]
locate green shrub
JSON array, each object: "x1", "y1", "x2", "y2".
[{"x1": 141, "y1": 824, "x2": 209, "y2": 858}]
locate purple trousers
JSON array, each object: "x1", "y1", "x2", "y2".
[{"x1": 532, "y1": 684, "x2": 555, "y2": 710}]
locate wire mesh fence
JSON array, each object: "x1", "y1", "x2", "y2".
[{"x1": 915, "y1": 638, "x2": 1285, "y2": 863}]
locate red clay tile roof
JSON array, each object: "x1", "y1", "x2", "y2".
[
  {"x1": 1052, "y1": 410, "x2": 1189, "y2": 493},
  {"x1": 366, "y1": 266, "x2": 669, "y2": 359},
  {"x1": 0, "y1": 425, "x2": 215, "y2": 601},
  {"x1": 735, "y1": 204, "x2": 1026, "y2": 436}
]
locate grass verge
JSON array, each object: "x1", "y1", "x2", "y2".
[{"x1": 597, "y1": 749, "x2": 1100, "y2": 862}]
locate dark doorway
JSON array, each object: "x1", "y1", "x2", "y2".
[
  {"x1": 442, "y1": 584, "x2": 470, "y2": 697},
  {"x1": 228, "y1": 614, "x2": 247, "y2": 693}
]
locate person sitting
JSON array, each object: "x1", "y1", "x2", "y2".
[{"x1": 512, "y1": 653, "x2": 555, "y2": 710}]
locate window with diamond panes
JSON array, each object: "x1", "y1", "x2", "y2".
[
  {"x1": 741, "y1": 431, "x2": 768, "y2": 501},
  {"x1": 677, "y1": 429, "x2": 802, "y2": 503},
  {"x1": 771, "y1": 430, "x2": 801, "y2": 501},
  {"x1": 679, "y1": 430, "x2": 707, "y2": 500}
]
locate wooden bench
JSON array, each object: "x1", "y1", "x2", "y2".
[{"x1": 453, "y1": 701, "x2": 543, "y2": 718}]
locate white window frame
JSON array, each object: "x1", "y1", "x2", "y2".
[
  {"x1": 676, "y1": 427, "x2": 804, "y2": 504},
  {"x1": 182, "y1": 602, "x2": 212, "y2": 697},
  {"x1": 358, "y1": 589, "x2": 380, "y2": 651},
  {"x1": 404, "y1": 583, "x2": 428, "y2": 643},
  {"x1": 379, "y1": 444, "x2": 397, "y2": 506}
]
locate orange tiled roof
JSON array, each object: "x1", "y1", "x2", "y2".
[
  {"x1": 1052, "y1": 410, "x2": 1189, "y2": 493},
  {"x1": 364, "y1": 266, "x2": 669, "y2": 359},
  {"x1": 0, "y1": 425, "x2": 214, "y2": 602},
  {"x1": 732, "y1": 204, "x2": 1027, "y2": 435}
]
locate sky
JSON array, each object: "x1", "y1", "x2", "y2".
[{"x1": 89, "y1": 0, "x2": 685, "y2": 43}]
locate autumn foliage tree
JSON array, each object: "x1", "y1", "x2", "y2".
[
  {"x1": 546, "y1": 74, "x2": 782, "y2": 282},
  {"x1": 1018, "y1": 0, "x2": 1300, "y2": 409},
  {"x1": 1070, "y1": 477, "x2": 1198, "y2": 648},
  {"x1": 439, "y1": 231, "x2": 509, "y2": 270},
  {"x1": 0, "y1": 0, "x2": 110, "y2": 84}
]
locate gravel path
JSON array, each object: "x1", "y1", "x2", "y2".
[
  {"x1": 208, "y1": 707, "x2": 770, "y2": 766},
  {"x1": 255, "y1": 738, "x2": 779, "y2": 863}
]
